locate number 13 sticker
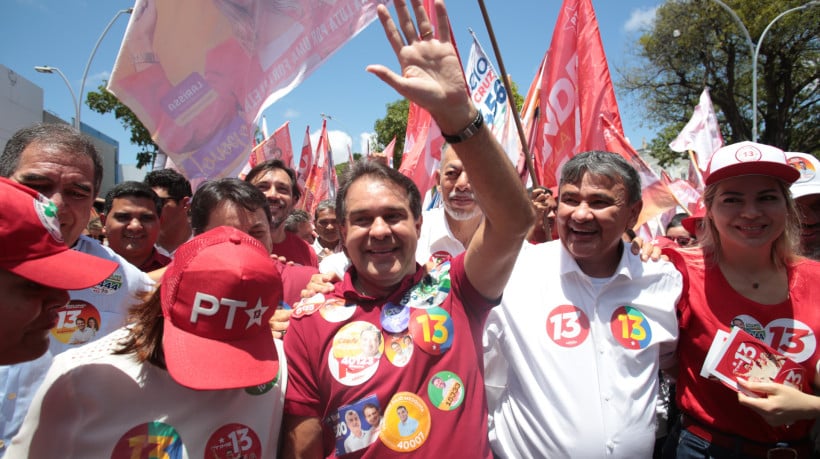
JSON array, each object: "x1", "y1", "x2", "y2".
[
  {"x1": 546, "y1": 305, "x2": 590, "y2": 348},
  {"x1": 410, "y1": 306, "x2": 454, "y2": 355}
]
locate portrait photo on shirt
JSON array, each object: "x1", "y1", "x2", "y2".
[{"x1": 328, "y1": 395, "x2": 382, "y2": 455}]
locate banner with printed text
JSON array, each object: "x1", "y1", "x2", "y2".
[{"x1": 109, "y1": 0, "x2": 389, "y2": 183}]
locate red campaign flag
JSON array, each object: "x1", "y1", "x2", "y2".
[
  {"x1": 382, "y1": 136, "x2": 396, "y2": 169},
  {"x1": 533, "y1": 0, "x2": 624, "y2": 188},
  {"x1": 240, "y1": 120, "x2": 294, "y2": 179},
  {"x1": 601, "y1": 115, "x2": 679, "y2": 238},
  {"x1": 302, "y1": 119, "x2": 334, "y2": 216},
  {"x1": 296, "y1": 125, "x2": 313, "y2": 196},
  {"x1": 398, "y1": 0, "x2": 461, "y2": 196}
]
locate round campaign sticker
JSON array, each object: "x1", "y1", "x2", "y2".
[
  {"x1": 729, "y1": 314, "x2": 766, "y2": 341},
  {"x1": 610, "y1": 306, "x2": 652, "y2": 350},
  {"x1": 401, "y1": 263, "x2": 451, "y2": 309},
  {"x1": 292, "y1": 293, "x2": 325, "y2": 319},
  {"x1": 384, "y1": 331, "x2": 414, "y2": 367},
  {"x1": 205, "y1": 423, "x2": 262, "y2": 458},
  {"x1": 427, "y1": 371, "x2": 465, "y2": 411},
  {"x1": 111, "y1": 421, "x2": 184, "y2": 458},
  {"x1": 409, "y1": 306, "x2": 454, "y2": 355},
  {"x1": 379, "y1": 392, "x2": 431, "y2": 453},
  {"x1": 381, "y1": 302, "x2": 410, "y2": 333},
  {"x1": 320, "y1": 298, "x2": 356, "y2": 323},
  {"x1": 545, "y1": 305, "x2": 590, "y2": 348},
  {"x1": 788, "y1": 156, "x2": 817, "y2": 182},
  {"x1": 51, "y1": 300, "x2": 102, "y2": 345},
  {"x1": 245, "y1": 369, "x2": 279, "y2": 395},
  {"x1": 328, "y1": 321, "x2": 384, "y2": 386},
  {"x1": 90, "y1": 272, "x2": 123, "y2": 295}
]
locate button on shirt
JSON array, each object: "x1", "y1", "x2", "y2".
[{"x1": 485, "y1": 241, "x2": 681, "y2": 459}]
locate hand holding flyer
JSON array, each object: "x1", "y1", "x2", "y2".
[{"x1": 700, "y1": 326, "x2": 810, "y2": 397}]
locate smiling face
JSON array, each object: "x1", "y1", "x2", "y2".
[
  {"x1": 10, "y1": 144, "x2": 96, "y2": 247},
  {"x1": 345, "y1": 410, "x2": 362, "y2": 435},
  {"x1": 314, "y1": 207, "x2": 340, "y2": 244},
  {"x1": 103, "y1": 196, "x2": 161, "y2": 267},
  {"x1": 438, "y1": 147, "x2": 481, "y2": 222},
  {"x1": 341, "y1": 176, "x2": 421, "y2": 296},
  {"x1": 249, "y1": 168, "x2": 295, "y2": 228},
  {"x1": 363, "y1": 406, "x2": 381, "y2": 427},
  {"x1": 0, "y1": 270, "x2": 68, "y2": 364},
  {"x1": 557, "y1": 172, "x2": 641, "y2": 277},
  {"x1": 708, "y1": 175, "x2": 788, "y2": 255}
]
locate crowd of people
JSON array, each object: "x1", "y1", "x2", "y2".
[{"x1": 1, "y1": 0, "x2": 818, "y2": 458}]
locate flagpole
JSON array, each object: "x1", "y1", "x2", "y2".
[{"x1": 476, "y1": 0, "x2": 539, "y2": 187}]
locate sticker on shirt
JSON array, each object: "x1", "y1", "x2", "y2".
[
  {"x1": 409, "y1": 306, "x2": 453, "y2": 355},
  {"x1": 380, "y1": 392, "x2": 431, "y2": 453},
  {"x1": 90, "y1": 272, "x2": 124, "y2": 295},
  {"x1": 328, "y1": 395, "x2": 383, "y2": 456},
  {"x1": 111, "y1": 421, "x2": 184, "y2": 458},
  {"x1": 320, "y1": 297, "x2": 356, "y2": 323},
  {"x1": 729, "y1": 315, "x2": 766, "y2": 340},
  {"x1": 205, "y1": 423, "x2": 262, "y2": 458},
  {"x1": 292, "y1": 293, "x2": 325, "y2": 319},
  {"x1": 732, "y1": 316, "x2": 817, "y2": 363},
  {"x1": 385, "y1": 331, "x2": 414, "y2": 367},
  {"x1": 245, "y1": 367, "x2": 280, "y2": 395},
  {"x1": 381, "y1": 302, "x2": 410, "y2": 333},
  {"x1": 33, "y1": 195, "x2": 62, "y2": 242},
  {"x1": 328, "y1": 321, "x2": 383, "y2": 386},
  {"x1": 610, "y1": 306, "x2": 652, "y2": 349},
  {"x1": 401, "y1": 262, "x2": 451, "y2": 309},
  {"x1": 546, "y1": 305, "x2": 590, "y2": 348},
  {"x1": 51, "y1": 300, "x2": 101, "y2": 345},
  {"x1": 427, "y1": 371, "x2": 465, "y2": 411}
]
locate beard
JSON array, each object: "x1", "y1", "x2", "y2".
[{"x1": 444, "y1": 192, "x2": 482, "y2": 221}]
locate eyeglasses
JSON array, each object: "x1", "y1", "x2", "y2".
[{"x1": 670, "y1": 236, "x2": 696, "y2": 247}]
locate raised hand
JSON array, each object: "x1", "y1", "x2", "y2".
[{"x1": 366, "y1": 0, "x2": 473, "y2": 134}]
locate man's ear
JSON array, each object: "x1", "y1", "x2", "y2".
[
  {"x1": 180, "y1": 196, "x2": 191, "y2": 210},
  {"x1": 627, "y1": 199, "x2": 643, "y2": 230}
]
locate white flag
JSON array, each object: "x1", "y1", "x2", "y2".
[{"x1": 669, "y1": 87, "x2": 724, "y2": 171}]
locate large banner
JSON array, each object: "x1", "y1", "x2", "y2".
[{"x1": 109, "y1": 0, "x2": 388, "y2": 183}]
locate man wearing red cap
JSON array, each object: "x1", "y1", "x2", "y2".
[
  {"x1": 0, "y1": 123, "x2": 155, "y2": 453},
  {"x1": 7, "y1": 227, "x2": 287, "y2": 457},
  {"x1": 0, "y1": 178, "x2": 117, "y2": 365}
]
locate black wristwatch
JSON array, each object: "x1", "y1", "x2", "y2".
[{"x1": 441, "y1": 111, "x2": 484, "y2": 144}]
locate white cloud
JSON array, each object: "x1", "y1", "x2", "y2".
[
  {"x1": 310, "y1": 128, "x2": 353, "y2": 165},
  {"x1": 283, "y1": 108, "x2": 300, "y2": 119},
  {"x1": 624, "y1": 7, "x2": 658, "y2": 33}
]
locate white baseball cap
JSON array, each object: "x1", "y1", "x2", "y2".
[
  {"x1": 704, "y1": 141, "x2": 800, "y2": 186},
  {"x1": 786, "y1": 152, "x2": 820, "y2": 199}
]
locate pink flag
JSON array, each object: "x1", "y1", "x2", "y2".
[
  {"x1": 382, "y1": 136, "x2": 396, "y2": 169},
  {"x1": 296, "y1": 125, "x2": 313, "y2": 195},
  {"x1": 398, "y1": 0, "x2": 459, "y2": 196},
  {"x1": 669, "y1": 87, "x2": 724, "y2": 171},
  {"x1": 601, "y1": 115, "x2": 679, "y2": 237},
  {"x1": 533, "y1": 0, "x2": 623, "y2": 188},
  {"x1": 108, "y1": 0, "x2": 386, "y2": 183}
]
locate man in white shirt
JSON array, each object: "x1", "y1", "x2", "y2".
[{"x1": 485, "y1": 151, "x2": 682, "y2": 459}]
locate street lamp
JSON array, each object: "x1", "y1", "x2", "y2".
[
  {"x1": 34, "y1": 7, "x2": 132, "y2": 131},
  {"x1": 34, "y1": 65, "x2": 79, "y2": 129},
  {"x1": 705, "y1": 0, "x2": 818, "y2": 142}
]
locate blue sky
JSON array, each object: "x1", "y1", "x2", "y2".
[{"x1": 2, "y1": 0, "x2": 662, "y2": 168}]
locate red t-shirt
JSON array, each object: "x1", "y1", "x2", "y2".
[
  {"x1": 273, "y1": 231, "x2": 319, "y2": 268},
  {"x1": 284, "y1": 255, "x2": 495, "y2": 458},
  {"x1": 664, "y1": 248, "x2": 820, "y2": 443}
]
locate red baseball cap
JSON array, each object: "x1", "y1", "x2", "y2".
[
  {"x1": 161, "y1": 226, "x2": 282, "y2": 390},
  {"x1": 0, "y1": 178, "x2": 117, "y2": 290},
  {"x1": 704, "y1": 141, "x2": 800, "y2": 186}
]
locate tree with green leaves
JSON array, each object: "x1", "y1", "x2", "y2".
[
  {"x1": 86, "y1": 82, "x2": 159, "y2": 169},
  {"x1": 619, "y1": 0, "x2": 819, "y2": 166}
]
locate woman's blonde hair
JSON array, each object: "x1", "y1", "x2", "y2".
[{"x1": 696, "y1": 178, "x2": 801, "y2": 268}]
